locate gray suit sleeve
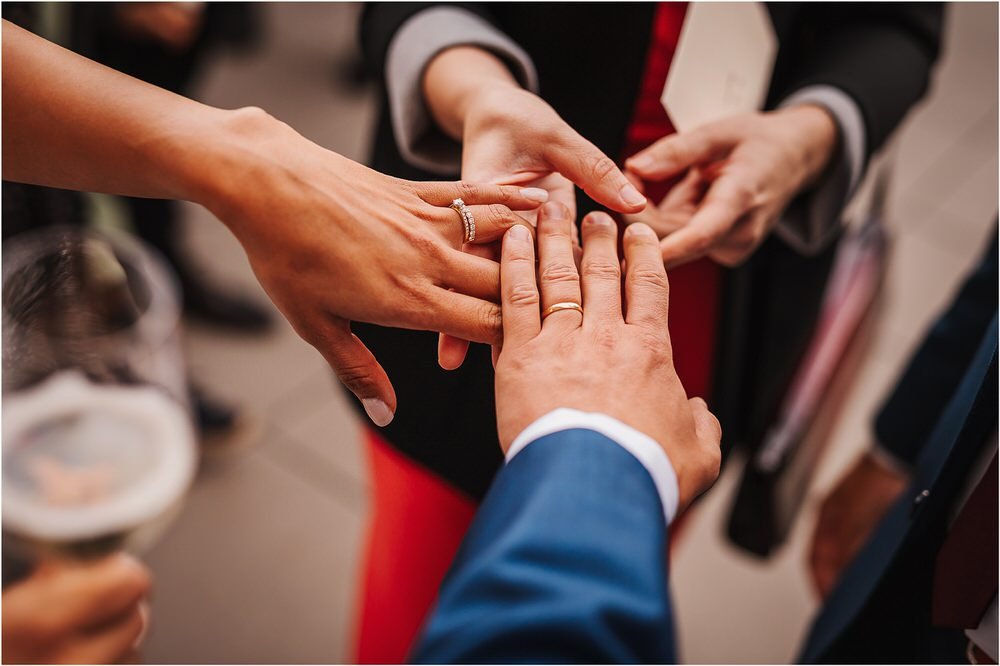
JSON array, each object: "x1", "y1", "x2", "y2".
[
  {"x1": 385, "y1": 7, "x2": 538, "y2": 175},
  {"x1": 775, "y1": 85, "x2": 867, "y2": 254}
]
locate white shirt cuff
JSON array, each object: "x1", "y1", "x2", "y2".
[
  {"x1": 775, "y1": 85, "x2": 867, "y2": 255},
  {"x1": 385, "y1": 7, "x2": 538, "y2": 175},
  {"x1": 506, "y1": 408, "x2": 680, "y2": 524}
]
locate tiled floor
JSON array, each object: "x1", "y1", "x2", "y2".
[{"x1": 138, "y1": 4, "x2": 998, "y2": 663}]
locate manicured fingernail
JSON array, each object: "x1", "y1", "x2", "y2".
[
  {"x1": 133, "y1": 601, "x2": 151, "y2": 649},
  {"x1": 620, "y1": 182, "x2": 646, "y2": 207},
  {"x1": 520, "y1": 187, "x2": 549, "y2": 203},
  {"x1": 542, "y1": 201, "x2": 568, "y2": 218},
  {"x1": 508, "y1": 224, "x2": 530, "y2": 242},
  {"x1": 628, "y1": 153, "x2": 654, "y2": 170},
  {"x1": 362, "y1": 398, "x2": 394, "y2": 427}
]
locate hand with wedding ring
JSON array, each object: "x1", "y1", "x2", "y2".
[
  {"x1": 422, "y1": 46, "x2": 647, "y2": 371},
  {"x1": 2, "y1": 22, "x2": 549, "y2": 427},
  {"x1": 204, "y1": 109, "x2": 547, "y2": 426},
  {"x1": 493, "y1": 203, "x2": 722, "y2": 510}
]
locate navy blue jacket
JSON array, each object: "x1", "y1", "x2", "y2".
[
  {"x1": 802, "y1": 232, "x2": 998, "y2": 663},
  {"x1": 412, "y1": 429, "x2": 675, "y2": 663}
]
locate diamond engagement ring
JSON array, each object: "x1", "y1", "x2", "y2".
[{"x1": 449, "y1": 198, "x2": 476, "y2": 244}]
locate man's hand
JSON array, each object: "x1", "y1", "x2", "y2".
[
  {"x1": 197, "y1": 107, "x2": 545, "y2": 426},
  {"x1": 424, "y1": 46, "x2": 646, "y2": 369},
  {"x1": 624, "y1": 106, "x2": 838, "y2": 268},
  {"x1": 809, "y1": 451, "x2": 909, "y2": 599},
  {"x1": 2, "y1": 554, "x2": 151, "y2": 664},
  {"x1": 494, "y1": 203, "x2": 721, "y2": 510}
]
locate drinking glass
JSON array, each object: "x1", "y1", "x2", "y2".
[{"x1": 2, "y1": 226, "x2": 196, "y2": 565}]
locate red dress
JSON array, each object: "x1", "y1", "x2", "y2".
[{"x1": 353, "y1": 5, "x2": 721, "y2": 661}]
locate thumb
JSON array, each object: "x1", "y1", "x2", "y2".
[
  {"x1": 545, "y1": 127, "x2": 646, "y2": 213},
  {"x1": 438, "y1": 332, "x2": 471, "y2": 371},
  {"x1": 314, "y1": 318, "x2": 397, "y2": 427},
  {"x1": 626, "y1": 125, "x2": 736, "y2": 181}
]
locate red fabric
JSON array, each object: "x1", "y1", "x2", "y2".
[
  {"x1": 353, "y1": 429, "x2": 476, "y2": 664},
  {"x1": 621, "y1": 2, "x2": 720, "y2": 403},
  {"x1": 353, "y1": 5, "x2": 719, "y2": 660}
]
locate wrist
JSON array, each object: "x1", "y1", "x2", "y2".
[
  {"x1": 173, "y1": 106, "x2": 313, "y2": 232},
  {"x1": 423, "y1": 46, "x2": 522, "y2": 140},
  {"x1": 778, "y1": 104, "x2": 839, "y2": 188}
]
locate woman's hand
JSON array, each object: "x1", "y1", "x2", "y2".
[
  {"x1": 494, "y1": 204, "x2": 722, "y2": 510},
  {"x1": 196, "y1": 108, "x2": 546, "y2": 425},
  {"x1": 1, "y1": 22, "x2": 546, "y2": 426},
  {"x1": 2, "y1": 555, "x2": 151, "y2": 664},
  {"x1": 624, "y1": 106, "x2": 838, "y2": 268},
  {"x1": 424, "y1": 46, "x2": 647, "y2": 369}
]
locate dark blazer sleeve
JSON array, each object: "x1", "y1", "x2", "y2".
[
  {"x1": 769, "y1": 3, "x2": 944, "y2": 159},
  {"x1": 410, "y1": 429, "x2": 676, "y2": 664},
  {"x1": 874, "y1": 231, "x2": 999, "y2": 467},
  {"x1": 360, "y1": 2, "x2": 496, "y2": 76}
]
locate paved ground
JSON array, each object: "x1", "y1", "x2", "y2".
[{"x1": 135, "y1": 4, "x2": 998, "y2": 662}]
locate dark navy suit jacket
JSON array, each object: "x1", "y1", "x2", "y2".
[
  {"x1": 801, "y1": 233, "x2": 998, "y2": 663},
  {"x1": 412, "y1": 429, "x2": 676, "y2": 664}
]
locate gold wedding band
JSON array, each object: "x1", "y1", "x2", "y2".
[
  {"x1": 449, "y1": 198, "x2": 476, "y2": 243},
  {"x1": 542, "y1": 302, "x2": 584, "y2": 319}
]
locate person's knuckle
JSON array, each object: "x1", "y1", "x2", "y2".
[
  {"x1": 457, "y1": 181, "x2": 481, "y2": 201},
  {"x1": 591, "y1": 323, "x2": 620, "y2": 351},
  {"x1": 493, "y1": 186, "x2": 514, "y2": 204},
  {"x1": 582, "y1": 257, "x2": 620, "y2": 281},
  {"x1": 413, "y1": 204, "x2": 438, "y2": 224},
  {"x1": 489, "y1": 203, "x2": 515, "y2": 225},
  {"x1": 636, "y1": 329, "x2": 670, "y2": 358},
  {"x1": 733, "y1": 179, "x2": 760, "y2": 207},
  {"x1": 507, "y1": 282, "x2": 540, "y2": 308},
  {"x1": 410, "y1": 231, "x2": 448, "y2": 262},
  {"x1": 588, "y1": 155, "x2": 620, "y2": 184},
  {"x1": 630, "y1": 265, "x2": 669, "y2": 292},
  {"x1": 539, "y1": 260, "x2": 579, "y2": 285},
  {"x1": 479, "y1": 302, "x2": 504, "y2": 338},
  {"x1": 27, "y1": 611, "x2": 68, "y2": 640},
  {"x1": 336, "y1": 363, "x2": 377, "y2": 394}
]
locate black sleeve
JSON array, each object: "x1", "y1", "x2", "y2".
[
  {"x1": 874, "y1": 230, "x2": 998, "y2": 467},
  {"x1": 770, "y1": 3, "x2": 944, "y2": 159},
  {"x1": 359, "y1": 3, "x2": 498, "y2": 79}
]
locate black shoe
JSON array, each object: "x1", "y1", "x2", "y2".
[
  {"x1": 180, "y1": 274, "x2": 274, "y2": 333},
  {"x1": 190, "y1": 384, "x2": 259, "y2": 456},
  {"x1": 192, "y1": 384, "x2": 237, "y2": 435}
]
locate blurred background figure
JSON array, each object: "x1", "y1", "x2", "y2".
[
  {"x1": 1, "y1": 1, "x2": 262, "y2": 451},
  {"x1": 804, "y1": 231, "x2": 997, "y2": 663},
  {"x1": 2, "y1": 555, "x2": 151, "y2": 664},
  {"x1": 71, "y1": 2, "x2": 272, "y2": 333},
  {"x1": 1, "y1": 225, "x2": 195, "y2": 664}
]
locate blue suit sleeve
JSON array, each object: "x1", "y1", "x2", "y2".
[{"x1": 411, "y1": 429, "x2": 676, "y2": 664}]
